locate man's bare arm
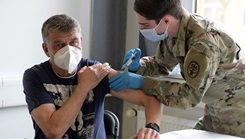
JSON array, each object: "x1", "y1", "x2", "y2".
[{"x1": 108, "y1": 68, "x2": 163, "y2": 126}]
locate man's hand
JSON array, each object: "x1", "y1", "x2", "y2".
[
  {"x1": 129, "y1": 127, "x2": 160, "y2": 139},
  {"x1": 77, "y1": 63, "x2": 110, "y2": 90},
  {"x1": 109, "y1": 71, "x2": 144, "y2": 91}
]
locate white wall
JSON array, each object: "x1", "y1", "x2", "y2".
[
  {"x1": 0, "y1": 106, "x2": 34, "y2": 138},
  {"x1": 0, "y1": 0, "x2": 91, "y2": 78},
  {"x1": 125, "y1": 0, "x2": 139, "y2": 52},
  {"x1": 0, "y1": 0, "x2": 91, "y2": 138}
]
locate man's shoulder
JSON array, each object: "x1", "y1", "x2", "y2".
[
  {"x1": 23, "y1": 61, "x2": 50, "y2": 79},
  {"x1": 25, "y1": 61, "x2": 49, "y2": 72},
  {"x1": 79, "y1": 58, "x2": 100, "y2": 67}
]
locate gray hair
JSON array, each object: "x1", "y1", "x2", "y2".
[{"x1": 41, "y1": 14, "x2": 81, "y2": 43}]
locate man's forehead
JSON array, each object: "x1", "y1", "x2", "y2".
[{"x1": 47, "y1": 31, "x2": 80, "y2": 43}]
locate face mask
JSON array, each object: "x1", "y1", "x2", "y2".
[
  {"x1": 53, "y1": 45, "x2": 82, "y2": 74},
  {"x1": 140, "y1": 20, "x2": 169, "y2": 42}
]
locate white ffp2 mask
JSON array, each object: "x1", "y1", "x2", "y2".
[{"x1": 53, "y1": 45, "x2": 82, "y2": 74}]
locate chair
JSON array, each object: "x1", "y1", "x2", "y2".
[{"x1": 104, "y1": 110, "x2": 120, "y2": 139}]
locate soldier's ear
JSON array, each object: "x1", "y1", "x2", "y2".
[{"x1": 163, "y1": 15, "x2": 171, "y2": 25}]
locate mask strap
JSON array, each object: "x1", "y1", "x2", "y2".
[
  {"x1": 154, "y1": 20, "x2": 169, "y2": 34},
  {"x1": 165, "y1": 25, "x2": 169, "y2": 32},
  {"x1": 47, "y1": 46, "x2": 55, "y2": 57},
  {"x1": 154, "y1": 20, "x2": 163, "y2": 30}
]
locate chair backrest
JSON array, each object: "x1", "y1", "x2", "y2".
[{"x1": 104, "y1": 110, "x2": 120, "y2": 139}]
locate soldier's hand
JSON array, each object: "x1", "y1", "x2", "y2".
[{"x1": 123, "y1": 48, "x2": 141, "y2": 72}]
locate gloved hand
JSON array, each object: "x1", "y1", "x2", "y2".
[
  {"x1": 109, "y1": 72, "x2": 144, "y2": 92},
  {"x1": 123, "y1": 48, "x2": 141, "y2": 72}
]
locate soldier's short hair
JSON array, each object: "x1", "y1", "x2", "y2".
[{"x1": 134, "y1": 0, "x2": 184, "y2": 23}]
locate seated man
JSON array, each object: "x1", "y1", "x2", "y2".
[{"x1": 22, "y1": 14, "x2": 162, "y2": 139}]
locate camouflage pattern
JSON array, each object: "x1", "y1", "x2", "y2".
[{"x1": 136, "y1": 10, "x2": 245, "y2": 137}]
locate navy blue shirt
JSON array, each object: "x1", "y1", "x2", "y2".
[{"x1": 23, "y1": 59, "x2": 110, "y2": 139}]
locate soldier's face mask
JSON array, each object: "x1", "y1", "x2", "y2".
[
  {"x1": 52, "y1": 45, "x2": 82, "y2": 74},
  {"x1": 140, "y1": 20, "x2": 169, "y2": 42}
]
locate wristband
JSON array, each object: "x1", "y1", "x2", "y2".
[{"x1": 145, "y1": 123, "x2": 160, "y2": 133}]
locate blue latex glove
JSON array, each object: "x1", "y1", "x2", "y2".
[
  {"x1": 123, "y1": 48, "x2": 141, "y2": 72},
  {"x1": 109, "y1": 72, "x2": 144, "y2": 92}
]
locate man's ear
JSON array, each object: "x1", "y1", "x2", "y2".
[
  {"x1": 80, "y1": 36, "x2": 83, "y2": 51},
  {"x1": 42, "y1": 43, "x2": 50, "y2": 57}
]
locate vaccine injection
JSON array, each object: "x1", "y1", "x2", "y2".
[{"x1": 121, "y1": 52, "x2": 137, "y2": 70}]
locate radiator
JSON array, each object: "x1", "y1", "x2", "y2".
[{"x1": 136, "y1": 110, "x2": 197, "y2": 133}]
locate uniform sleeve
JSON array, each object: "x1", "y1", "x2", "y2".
[
  {"x1": 141, "y1": 33, "x2": 221, "y2": 109},
  {"x1": 136, "y1": 41, "x2": 178, "y2": 76}
]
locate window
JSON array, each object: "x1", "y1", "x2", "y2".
[{"x1": 196, "y1": 0, "x2": 245, "y2": 48}]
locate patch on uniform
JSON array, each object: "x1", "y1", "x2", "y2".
[
  {"x1": 187, "y1": 61, "x2": 200, "y2": 78},
  {"x1": 184, "y1": 44, "x2": 211, "y2": 89}
]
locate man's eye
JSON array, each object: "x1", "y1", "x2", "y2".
[
  {"x1": 70, "y1": 41, "x2": 79, "y2": 46},
  {"x1": 54, "y1": 43, "x2": 65, "y2": 49}
]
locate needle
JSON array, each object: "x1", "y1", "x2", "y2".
[{"x1": 121, "y1": 52, "x2": 137, "y2": 70}]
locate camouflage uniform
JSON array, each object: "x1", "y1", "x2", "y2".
[{"x1": 136, "y1": 11, "x2": 245, "y2": 137}]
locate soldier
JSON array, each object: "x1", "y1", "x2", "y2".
[{"x1": 109, "y1": 0, "x2": 245, "y2": 138}]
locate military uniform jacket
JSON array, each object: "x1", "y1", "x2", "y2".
[{"x1": 136, "y1": 11, "x2": 245, "y2": 137}]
